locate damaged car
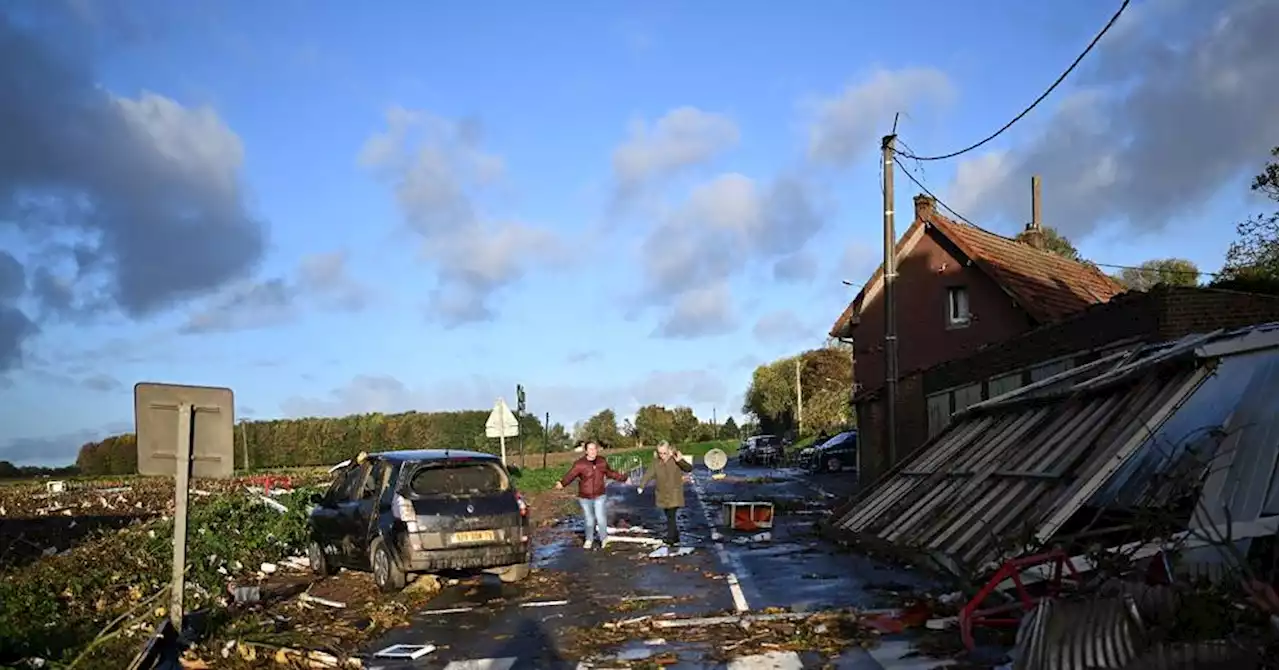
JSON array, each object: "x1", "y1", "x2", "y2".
[{"x1": 308, "y1": 449, "x2": 531, "y2": 592}]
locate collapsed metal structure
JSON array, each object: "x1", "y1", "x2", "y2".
[{"x1": 833, "y1": 323, "x2": 1279, "y2": 578}]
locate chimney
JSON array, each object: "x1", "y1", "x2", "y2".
[
  {"x1": 913, "y1": 194, "x2": 936, "y2": 221},
  {"x1": 1021, "y1": 175, "x2": 1046, "y2": 250}
]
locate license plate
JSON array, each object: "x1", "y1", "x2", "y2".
[{"x1": 451, "y1": 530, "x2": 496, "y2": 544}]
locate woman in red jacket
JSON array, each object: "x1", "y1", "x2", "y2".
[{"x1": 556, "y1": 441, "x2": 628, "y2": 550}]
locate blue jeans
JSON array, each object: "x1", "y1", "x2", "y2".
[{"x1": 578, "y1": 496, "x2": 608, "y2": 543}]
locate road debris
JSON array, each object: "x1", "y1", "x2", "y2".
[
  {"x1": 373, "y1": 643, "x2": 436, "y2": 660},
  {"x1": 604, "y1": 535, "x2": 664, "y2": 547},
  {"x1": 647, "y1": 546, "x2": 695, "y2": 558},
  {"x1": 520, "y1": 599, "x2": 569, "y2": 608},
  {"x1": 299, "y1": 593, "x2": 347, "y2": 609},
  {"x1": 420, "y1": 607, "x2": 474, "y2": 615}
]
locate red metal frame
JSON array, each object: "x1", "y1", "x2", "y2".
[{"x1": 959, "y1": 549, "x2": 1081, "y2": 650}]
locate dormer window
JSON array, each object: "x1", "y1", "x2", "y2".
[{"x1": 947, "y1": 286, "x2": 971, "y2": 327}]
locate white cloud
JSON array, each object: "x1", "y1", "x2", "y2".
[
  {"x1": 806, "y1": 68, "x2": 954, "y2": 167},
  {"x1": 359, "y1": 108, "x2": 561, "y2": 326},
  {"x1": 946, "y1": 0, "x2": 1278, "y2": 238},
  {"x1": 752, "y1": 309, "x2": 812, "y2": 345},
  {"x1": 657, "y1": 282, "x2": 736, "y2": 339},
  {"x1": 638, "y1": 173, "x2": 824, "y2": 337},
  {"x1": 612, "y1": 107, "x2": 739, "y2": 198}
]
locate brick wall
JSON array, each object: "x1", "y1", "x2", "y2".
[
  {"x1": 923, "y1": 292, "x2": 1159, "y2": 394},
  {"x1": 855, "y1": 370, "x2": 927, "y2": 486},
  {"x1": 1155, "y1": 287, "x2": 1279, "y2": 340}
]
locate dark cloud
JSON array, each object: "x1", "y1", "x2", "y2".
[
  {"x1": 0, "y1": 9, "x2": 267, "y2": 364},
  {"x1": 949, "y1": 0, "x2": 1279, "y2": 238},
  {"x1": 80, "y1": 373, "x2": 122, "y2": 392},
  {"x1": 0, "y1": 428, "x2": 99, "y2": 467}
]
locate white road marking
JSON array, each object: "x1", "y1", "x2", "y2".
[
  {"x1": 726, "y1": 651, "x2": 804, "y2": 669},
  {"x1": 443, "y1": 658, "x2": 518, "y2": 670},
  {"x1": 690, "y1": 475, "x2": 751, "y2": 612}
]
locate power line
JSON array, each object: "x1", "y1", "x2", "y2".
[
  {"x1": 889, "y1": 154, "x2": 1218, "y2": 278},
  {"x1": 896, "y1": 0, "x2": 1130, "y2": 163}
]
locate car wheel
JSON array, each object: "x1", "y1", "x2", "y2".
[
  {"x1": 308, "y1": 540, "x2": 337, "y2": 576},
  {"x1": 370, "y1": 538, "x2": 406, "y2": 592},
  {"x1": 826, "y1": 456, "x2": 842, "y2": 472},
  {"x1": 498, "y1": 562, "x2": 531, "y2": 583}
]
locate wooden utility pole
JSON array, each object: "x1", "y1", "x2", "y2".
[
  {"x1": 712, "y1": 406, "x2": 718, "y2": 438},
  {"x1": 882, "y1": 133, "x2": 899, "y2": 466},
  {"x1": 795, "y1": 358, "x2": 804, "y2": 435}
]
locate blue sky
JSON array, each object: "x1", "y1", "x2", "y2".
[{"x1": 1, "y1": 0, "x2": 1275, "y2": 465}]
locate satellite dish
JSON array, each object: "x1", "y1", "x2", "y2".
[{"x1": 704, "y1": 448, "x2": 728, "y2": 472}]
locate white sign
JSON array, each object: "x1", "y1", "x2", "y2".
[{"x1": 485, "y1": 397, "x2": 520, "y2": 439}]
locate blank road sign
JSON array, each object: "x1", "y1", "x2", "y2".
[{"x1": 135, "y1": 383, "x2": 235, "y2": 480}]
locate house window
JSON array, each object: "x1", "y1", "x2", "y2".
[{"x1": 947, "y1": 287, "x2": 971, "y2": 326}]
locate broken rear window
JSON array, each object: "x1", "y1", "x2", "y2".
[{"x1": 407, "y1": 460, "x2": 509, "y2": 497}]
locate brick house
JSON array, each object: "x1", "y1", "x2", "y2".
[{"x1": 829, "y1": 194, "x2": 1127, "y2": 481}]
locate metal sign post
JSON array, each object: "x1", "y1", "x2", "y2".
[{"x1": 135, "y1": 383, "x2": 234, "y2": 633}]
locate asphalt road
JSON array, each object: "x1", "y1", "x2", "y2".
[{"x1": 362, "y1": 461, "x2": 949, "y2": 670}]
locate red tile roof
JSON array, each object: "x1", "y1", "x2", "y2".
[{"x1": 829, "y1": 198, "x2": 1126, "y2": 338}]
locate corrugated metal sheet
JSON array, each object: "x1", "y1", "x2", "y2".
[
  {"x1": 1012, "y1": 596, "x2": 1145, "y2": 670},
  {"x1": 833, "y1": 324, "x2": 1279, "y2": 575},
  {"x1": 837, "y1": 367, "x2": 1204, "y2": 570}
]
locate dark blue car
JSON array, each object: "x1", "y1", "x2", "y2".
[{"x1": 809, "y1": 430, "x2": 858, "y2": 473}]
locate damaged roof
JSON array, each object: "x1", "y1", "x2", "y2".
[
  {"x1": 828, "y1": 196, "x2": 1125, "y2": 339},
  {"x1": 831, "y1": 323, "x2": 1279, "y2": 576}
]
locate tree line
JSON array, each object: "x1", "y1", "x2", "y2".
[
  {"x1": 75, "y1": 410, "x2": 558, "y2": 476},
  {"x1": 569, "y1": 407, "x2": 743, "y2": 448},
  {"x1": 72, "y1": 404, "x2": 744, "y2": 476}
]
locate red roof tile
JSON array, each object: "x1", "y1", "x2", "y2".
[{"x1": 828, "y1": 197, "x2": 1125, "y2": 338}]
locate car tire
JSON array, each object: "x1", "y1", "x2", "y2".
[
  {"x1": 370, "y1": 538, "x2": 406, "y2": 592},
  {"x1": 498, "y1": 562, "x2": 531, "y2": 583},
  {"x1": 308, "y1": 540, "x2": 337, "y2": 576},
  {"x1": 826, "y1": 456, "x2": 842, "y2": 472}
]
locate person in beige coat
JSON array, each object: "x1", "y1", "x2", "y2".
[{"x1": 637, "y1": 441, "x2": 694, "y2": 546}]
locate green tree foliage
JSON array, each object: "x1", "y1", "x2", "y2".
[
  {"x1": 634, "y1": 404, "x2": 675, "y2": 444},
  {"x1": 1114, "y1": 258, "x2": 1201, "y2": 291},
  {"x1": 669, "y1": 406, "x2": 698, "y2": 443},
  {"x1": 721, "y1": 416, "x2": 740, "y2": 439},
  {"x1": 75, "y1": 411, "x2": 547, "y2": 476},
  {"x1": 1015, "y1": 225, "x2": 1081, "y2": 261},
  {"x1": 742, "y1": 345, "x2": 854, "y2": 436},
  {"x1": 579, "y1": 409, "x2": 620, "y2": 447},
  {"x1": 1216, "y1": 147, "x2": 1279, "y2": 293},
  {"x1": 546, "y1": 422, "x2": 571, "y2": 451}
]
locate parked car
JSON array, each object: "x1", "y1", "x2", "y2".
[
  {"x1": 739, "y1": 435, "x2": 784, "y2": 466},
  {"x1": 809, "y1": 430, "x2": 858, "y2": 473},
  {"x1": 308, "y1": 449, "x2": 531, "y2": 592}
]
